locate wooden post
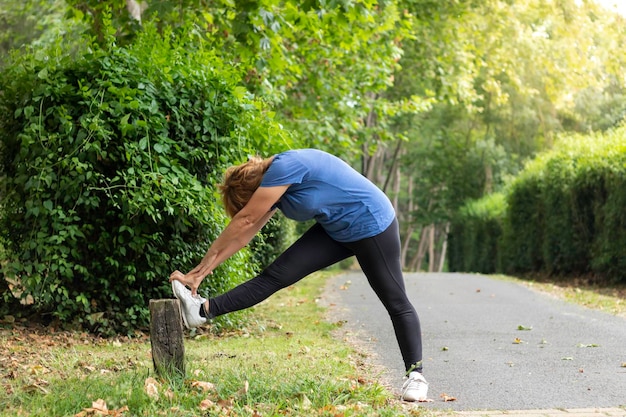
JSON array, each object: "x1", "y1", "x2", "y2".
[{"x1": 149, "y1": 299, "x2": 185, "y2": 378}]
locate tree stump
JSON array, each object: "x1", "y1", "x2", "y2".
[{"x1": 149, "y1": 299, "x2": 185, "y2": 378}]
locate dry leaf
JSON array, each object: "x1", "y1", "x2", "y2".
[
  {"x1": 440, "y1": 393, "x2": 457, "y2": 402},
  {"x1": 199, "y1": 399, "x2": 214, "y2": 410},
  {"x1": 144, "y1": 377, "x2": 160, "y2": 399},
  {"x1": 513, "y1": 337, "x2": 523, "y2": 344},
  {"x1": 217, "y1": 398, "x2": 234, "y2": 408},
  {"x1": 417, "y1": 397, "x2": 434, "y2": 403},
  {"x1": 22, "y1": 379, "x2": 50, "y2": 395},
  {"x1": 91, "y1": 399, "x2": 108, "y2": 413},
  {"x1": 75, "y1": 399, "x2": 110, "y2": 416},
  {"x1": 295, "y1": 393, "x2": 312, "y2": 409},
  {"x1": 191, "y1": 380, "x2": 215, "y2": 392},
  {"x1": 235, "y1": 380, "x2": 249, "y2": 396}
]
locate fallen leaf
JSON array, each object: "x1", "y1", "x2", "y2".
[
  {"x1": 91, "y1": 399, "x2": 108, "y2": 413},
  {"x1": 235, "y1": 380, "x2": 249, "y2": 396},
  {"x1": 621, "y1": 362, "x2": 626, "y2": 368},
  {"x1": 22, "y1": 379, "x2": 50, "y2": 395},
  {"x1": 144, "y1": 377, "x2": 160, "y2": 399},
  {"x1": 440, "y1": 393, "x2": 457, "y2": 402},
  {"x1": 517, "y1": 325, "x2": 532, "y2": 331},
  {"x1": 295, "y1": 393, "x2": 312, "y2": 409},
  {"x1": 75, "y1": 399, "x2": 110, "y2": 416},
  {"x1": 217, "y1": 398, "x2": 234, "y2": 408},
  {"x1": 577, "y1": 343, "x2": 599, "y2": 348},
  {"x1": 513, "y1": 338, "x2": 523, "y2": 344},
  {"x1": 441, "y1": 346, "x2": 449, "y2": 351},
  {"x1": 199, "y1": 399, "x2": 214, "y2": 410},
  {"x1": 80, "y1": 364, "x2": 96, "y2": 374},
  {"x1": 30, "y1": 364, "x2": 50, "y2": 375},
  {"x1": 191, "y1": 380, "x2": 215, "y2": 392}
]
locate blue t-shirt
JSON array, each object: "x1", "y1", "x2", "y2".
[{"x1": 260, "y1": 149, "x2": 396, "y2": 242}]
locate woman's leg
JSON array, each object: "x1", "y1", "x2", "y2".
[
  {"x1": 344, "y1": 219, "x2": 423, "y2": 373},
  {"x1": 208, "y1": 223, "x2": 353, "y2": 317}
]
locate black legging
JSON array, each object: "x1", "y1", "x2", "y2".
[{"x1": 208, "y1": 218, "x2": 423, "y2": 373}]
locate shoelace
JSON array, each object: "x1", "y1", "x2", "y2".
[{"x1": 402, "y1": 375, "x2": 427, "y2": 396}]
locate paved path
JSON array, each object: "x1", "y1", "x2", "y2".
[{"x1": 322, "y1": 272, "x2": 626, "y2": 415}]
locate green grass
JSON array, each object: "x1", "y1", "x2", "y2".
[
  {"x1": 0, "y1": 272, "x2": 435, "y2": 417},
  {"x1": 3, "y1": 269, "x2": 623, "y2": 416},
  {"x1": 493, "y1": 274, "x2": 626, "y2": 317}
]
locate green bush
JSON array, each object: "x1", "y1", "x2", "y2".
[
  {"x1": 250, "y1": 213, "x2": 298, "y2": 271},
  {"x1": 451, "y1": 126, "x2": 626, "y2": 283},
  {"x1": 0, "y1": 24, "x2": 291, "y2": 334},
  {"x1": 448, "y1": 192, "x2": 506, "y2": 274}
]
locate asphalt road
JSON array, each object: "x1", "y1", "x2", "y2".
[{"x1": 322, "y1": 272, "x2": 626, "y2": 411}]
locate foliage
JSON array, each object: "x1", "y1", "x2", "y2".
[
  {"x1": 0, "y1": 23, "x2": 291, "y2": 334},
  {"x1": 451, "y1": 126, "x2": 626, "y2": 283},
  {"x1": 250, "y1": 213, "x2": 298, "y2": 271},
  {"x1": 0, "y1": 0, "x2": 86, "y2": 68},
  {"x1": 448, "y1": 192, "x2": 506, "y2": 274},
  {"x1": 62, "y1": 0, "x2": 421, "y2": 160},
  {"x1": 380, "y1": 0, "x2": 626, "y2": 271}
]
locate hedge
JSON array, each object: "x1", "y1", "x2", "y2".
[
  {"x1": 449, "y1": 126, "x2": 626, "y2": 283},
  {"x1": 0, "y1": 24, "x2": 292, "y2": 334}
]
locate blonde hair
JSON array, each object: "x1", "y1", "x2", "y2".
[{"x1": 218, "y1": 156, "x2": 273, "y2": 217}]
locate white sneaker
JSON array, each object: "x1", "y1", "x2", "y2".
[
  {"x1": 401, "y1": 371, "x2": 429, "y2": 402},
  {"x1": 171, "y1": 280, "x2": 207, "y2": 329}
]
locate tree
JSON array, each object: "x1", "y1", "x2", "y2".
[
  {"x1": 381, "y1": 0, "x2": 626, "y2": 271},
  {"x1": 0, "y1": 0, "x2": 84, "y2": 67}
]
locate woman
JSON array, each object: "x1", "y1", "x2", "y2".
[{"x1": 170, "y1": 148, "x2": 429, "y2": 402}]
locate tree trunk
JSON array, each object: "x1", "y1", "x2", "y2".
[
  {"x1": 484, "y1": 163, "x2": 493, "y2": 194},
  {"x1": 428, "y1": 224, "x2": 435, "y2": 272},
  {"x1": 409, "y1": 226, "x2": 430, "y2": 271},
  {"x1": 437, "y1": 223, "x2": 450, "y2": 272},
  {"x1": 399, "y1": 173, "x2": 414, "y2": 269},
  {"x1": 401, "y1": 224, "x2": 415, "y2": 270}
]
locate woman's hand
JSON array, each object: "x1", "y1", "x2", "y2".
[{"x1": 169, "y1": 254, "x2": 215, "y2": 296}]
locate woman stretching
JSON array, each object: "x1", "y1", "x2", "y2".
[{"x1": 170, "y1": 148, "x2": 428, "y2": 402}]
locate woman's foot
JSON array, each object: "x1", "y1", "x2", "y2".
[
  {"x1": 171, "y1": 280, "x2": 208, "y2": 329},
  {"x1": 401, "y1": 371, "x2": 429, "y2": 402}
]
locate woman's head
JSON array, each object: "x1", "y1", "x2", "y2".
[{"x1": 219, "y1": 156, "x2": 273, "y2": 217}]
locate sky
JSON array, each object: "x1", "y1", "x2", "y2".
[{"x1": 594, "y1": 0, "x2": 626, "y2": 16}]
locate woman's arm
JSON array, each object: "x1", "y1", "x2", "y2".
[{"x1": 170, "y1": 184, "x2": 289, "y2": 294}]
